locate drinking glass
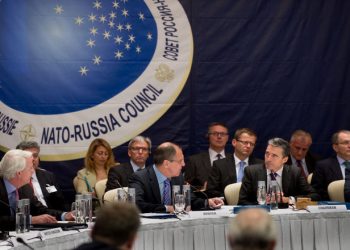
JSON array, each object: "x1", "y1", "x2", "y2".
[{"x1": 174, "y1": 194, "x2": 185, "y2": 213}]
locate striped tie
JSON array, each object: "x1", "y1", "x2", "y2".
[{"x1": 163, "y1": 179, "x2": 171, "y2": 205}]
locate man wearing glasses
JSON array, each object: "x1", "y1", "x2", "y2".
[
  {"x1": 207, "y1": 128, "x2": 263, "y2": 198},
  {"x1": 185, "y1": 122, "x2": 230, "y2": 191},
  {"x1": 105, "y1": 136, "x2": 151, "y2": 192},
  {"x1": 312, "y1": 130, "x2": 350, "y2": 200}
]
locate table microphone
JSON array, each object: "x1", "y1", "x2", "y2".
[
  {"x1": 17, "y1": 237, "x2": 34, "y2": 250},
  {"x1": 187, "y1": 183, "x2": 215, "y2": 210},
  {"x1": 270, "y1": 173, "x2": 288, "y2": 209}
]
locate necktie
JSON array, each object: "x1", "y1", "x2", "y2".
[
  {"x1": 344, "y1": 161, "x2": 350, "y2": 201},
  {"x1": 296, "y1": 160, "x2": 307, "y2": 179},
  {"x1": 237, "y1": 161, "x2": 245, "y2": 182},
  {"x1": 216, "y1": 154, "x2": 222, "y2": 160},
  {"x1": 270, "y1": 172, "x2": 277, "y2": 181},
  {"x1": 163, "y1": 179, "x2": 171, "y2": 205},
  {"x1": 9, "y1": 190, "x2": 17, "y2": 216}
]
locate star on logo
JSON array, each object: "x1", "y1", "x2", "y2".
[
  {"x1": 136, "y1": 46, "x2": 141, "y2": 53},
  {"x1": 54, "y1": 5, "x2": 64, "y2": 15},
  {"x1": 103, "y1": 31, "x2": 111, "y2": 40},
  {"x1": 122, "y1": 9, "x2": 129, "y2": 17},
  {"x1": 114, "y1": 50, "x2": 123, "y2": 60},
  {"x1": 99, "y1": 15, "x2": 107, "y2": 23},
  {"x1": 109, "y1": 11, "x2": 117, "y2": 19},
  {"x1": 128, "y1": 34, "x2": 135, "y2": 43},
  {"x1": 93, "y1": 55, "x2": 102, "y2": 65},
  {"x1": 138, "y1": 12, "x2": 145, "y2": 21},
  {"x1": 108, "y1": 21, "x2": 115, "y2": 28},
  {"x1": 90, "y1": 27, "x2": 98, "y2": 36},
  {"x1": 112, "y1": 1, "x2": 120, "y2": 9},
  {"x1": 93, "y1": 0, "x2": 102, "y2": 10},
  {"x1": 87, "y1": 38, "x2": 96, "y2": 48},
  {"x1": 20, "y1": 125, "x2": 36, "y2": 141},
  {"x1": 125, "y1": 23, "x2": 132, "y2": 31},
  {"x1": 89, "y1": 13, "x2": 97, "y2": 22},
  {"x1": 147, "y1": 32, "x2": 153, "y2": 40},
  {"x1": 74, "y1": 16, "x2": 84, "y2": 26},
  {"x1": 117, "y1": 23, "x2": 124, "y2": 31},
  {"x1": 114, "y1": 36, "x2": 123, "y2": 45},
  {"x1": 79, "y1": 66, "x2": 89, "y2": 76},
  {"x1": 125, "y1": 43, "x2": 131, "y2": 50}
]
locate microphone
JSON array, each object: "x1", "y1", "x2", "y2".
[
  {"x1": 17, "y1": 237, "x2": 34, "y2": 250},
  {"x1": 187, "y1": 183, "x2": 215, "y2": 210},
  {"x1": 103, "y1": 179, "x2": 128, "y2": 203},
  {"x1": 269, "y1": 173, "x2": 288, "y2": 209}
]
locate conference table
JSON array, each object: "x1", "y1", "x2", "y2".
[{"x1": 2, "y1": 206, "x2": 350, "y2": 250}]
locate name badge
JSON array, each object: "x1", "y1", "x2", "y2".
[
  {"x1": 306, "y1": 205, "x2": 347, "y2": 213},
  {"x1": 46, "y1": 185, "x2": 57, "y2": 193}
]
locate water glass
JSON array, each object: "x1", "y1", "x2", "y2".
[
  {"x1": 257, "y1": 181, "x2": 266, "y2": 205},
  {"x1": 172, "y1": 185, "x2": 181, "y2": 205},
  {"x1": 183, "y1": 184, "x2": 191, "y2": 212},
  {"x1": 115, "y1": 188, "x2": 128, "y2": 202},
  {"x1": 174, "y1": 194, "x2": 185, "y2": 213},
  {"x1": 127, "y1": 188, "x2": 136, "y2": 203}
]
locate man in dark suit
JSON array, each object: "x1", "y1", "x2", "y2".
[
  {"x1": 105, "y1": 136, "x2": 151, "y2": 192},
  {"x1": 16, "y1": 141, "x2": 67, "y2": 210},
  {"x1": 129, "y1": 142, "x2": 224, "y2": 213},
  {"x1": 206, "y1": 128, "x2": 263, "y2": 198},
  {"x1": 312, "y1": 130, "x2": 350, "y2": 200},
  {"x1": 0, "y1": 150, "x2": 73, "y2": 231},
  {"x1": 238, "y1": 138, "x2": 319, "y2": 205},
  {"x1": 185, "y1": 122, "x2": 230, "y2": 190},
  {"x1": 286, "y1": 130, "x2": 321, "y2": 179}
]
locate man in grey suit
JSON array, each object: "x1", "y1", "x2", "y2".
[
  {"x1": 185, "y1": 122, "x2": 229, "y2": 190},
  {"x1": 312, "y1": 130, "x2": 350, "y2": 200},
  {"x1": 105, "y1": 136, "x2": 151, "y2": 192},
  {"x1": 206, "y1": 128, "x2": 263, "y2": 198},
  {"x1": 238, "y1": 138, "x2": 319, "y2": 205}
]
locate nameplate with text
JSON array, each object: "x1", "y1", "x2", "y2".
[
  {"x1": 39, "y1": 227, "x2": 64, "y2": 240},
  {"x1": 306, "y1": 205, "x2": 347, "y2": 213}
]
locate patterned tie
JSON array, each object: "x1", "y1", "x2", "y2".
[
  {"x1": 344, "y1": 161, "x2": 350, "y2": 201},
  {"x1": 296, "y1": 160, "x2": 307, "y2": 179},
  {"x1": 270, "y1": 172, "x2": 277, "y2": 181},
  {"x1": 237, "y1": 161, "x2": 245, "y2": 182},
  {"x1": 163, "y1": 179, "x2": 171, "y2": 205},
  {"x1": 9, "y1": 189, "x2": 17, "y2": 216}
]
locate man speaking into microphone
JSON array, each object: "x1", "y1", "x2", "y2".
[{"x1": 238, "y1": 138, "x2": 319, "y2": 205}]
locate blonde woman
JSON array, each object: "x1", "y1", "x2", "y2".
[{"x1": 74, "y1": 138, "x2": 117, "y2": 196}]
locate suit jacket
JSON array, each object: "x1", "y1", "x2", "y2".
[
  {"x1": 206, "y1": 154, "x2": 263, "y2": 198},
  {"x1": 286, "y1": 152, "x2": 321, "y2": 175},
  {"x1": 35, "y1": 168, "x2": 67, "y2": 210},
  {"x1": 238, "y1": 164, "x2": 320, "y2": 205},
  {"x1": 184, "y1": 151, "x2": 212, "y2": 188},
  {"x1": 311, "y1": 157, "x2": 343, "y2": 200},
  {"x1": 0, "y1": 178, "x2": 64, "y2": 230},
  {"x1": 129, "y1": 166, "x2": 206, "y2": 213},
  {"x1": 105, "y1": 162, "x2": 134, "y2": 192},
  {"x1": 75, "y1": 168, "x2": 97, "y2": 194}
]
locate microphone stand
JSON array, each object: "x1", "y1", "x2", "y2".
[{"x1": 187, "y1": 183, "x2": 215, "y2": 210}]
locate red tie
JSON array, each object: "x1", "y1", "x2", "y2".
[{"x1": 296, "y1": 160, "x2": 307, "y2": 179}]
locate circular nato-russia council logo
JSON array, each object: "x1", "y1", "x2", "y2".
[{"x1": 0, "y1": 0, "x2": 193, "y2": 160}]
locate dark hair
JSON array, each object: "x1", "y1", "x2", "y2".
[
  {"x1": 153, "y1": 143, "x2": 179, "y2": 165},
  {"x1": 16, "y1": 141, "x2": 40, "y2": 151},
  {"x1": 92, "y1": 203, "x2": 140, "y2": 247},
  {"x1": 207, "y1": 122, "x2": 229, "y2": 135}
]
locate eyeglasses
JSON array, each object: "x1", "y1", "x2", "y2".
[
  {"x1": 130, "y1": 147, "x2": 149, "y2": 153},
  {"x1": 337, "y1": 141, "x2": 350, "y2": 146},
  {"x1": 208, "y1": 132, "x2": 229, "y2": 137},
  {"x1": 237, "y1": 140, "x2": 256, "y2": 147}
]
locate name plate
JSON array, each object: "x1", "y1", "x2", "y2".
[
  {"x1": 39, "y1": 227, "x2": 64, "y2": 240},
  {"x1": 306, "y1": 205, "x2": 347, "y2": 213},
  {"x1": 188, "y1": 211, "x2": 217, "y2": 218}
]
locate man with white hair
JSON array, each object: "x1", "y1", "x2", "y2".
[
  {"x1": 228, "y1": 208, "x2": 276, "y2": 250},
  {"x1": 0, "y1": 150, "x2": 73, "y2": 230}
]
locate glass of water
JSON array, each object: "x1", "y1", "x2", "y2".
[{"x1": 174, "y1": 194, "x2": 185, "y2": 214}]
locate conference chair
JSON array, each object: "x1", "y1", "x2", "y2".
[
  {"x1": 327, "y1": 180, "x2": 345, "y2": 202},
  {"x1": 307, "y1": 173, "x2": 313, "y2": 185},
  {"x1": 224, "y1": 183, "x2": 242, "y2": 205},
  {"x1": 95, "y1": 179, "x2": 108, "y2": 203},
  {"x1": 103, "y1": 187, "x2": 129, "y2": 204}
]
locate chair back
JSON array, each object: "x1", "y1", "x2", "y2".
[
  {"x1": 95, "y1": 179, "x2": 108, "y2": 203},
  {"x1": 224, "y1": 182, "x2": 242, "y2": 205},
  {"x1": 103, "y1": 187, "x2": 129, "y2": 204},
  {"x1": 328, "y1": 180, "x2": 345, "y2": 202},
  {"x1": 307, "y1": 173, "x2": 313, "y2": 185}
]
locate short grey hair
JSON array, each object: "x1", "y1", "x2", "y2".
[
  {"x1": 267, "y1": 138, "x2": 290, "y2": 157},
  {"x1": 16, "y1": 141, "x2": 40, "y2": 151},
  {"x1": 228, "y1": 208, "x2": 276, "y2": 250},
  {"x1": 0, "y1": 149, "x2": 33, "y2": 179},
  {"x1": 331, "y1": 130, "x2": 350, "y2": 144},
  {"x1": 128, "y1": 136, "x2": 152, "y2": 150}
]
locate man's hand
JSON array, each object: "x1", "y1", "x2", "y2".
[
  {"x1": 64, "y1": 212, "x2": 75, "y2": 221},
  {"x1": 208, "y1": 197, "x2": 224, "y2": 209},
  {"x1": 166, "y1": 205, "x2": 175, "y2": 213},
  {"x1": 32, "y1": 214, "x2": 57, "y2": 224}
]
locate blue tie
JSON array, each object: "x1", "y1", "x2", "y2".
[
  {"x1": 163, "y1": 179, "x2": 171, "y2": 205},
  {"x1": 344, "y1": 161, "x2": 350, "y2": 201},
  {"x1": 9, "y1": 190, "x2": 17, "y2": 216},
  {"x1": 237, "y1": 161, "x2": 245, "y2": 182}
]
